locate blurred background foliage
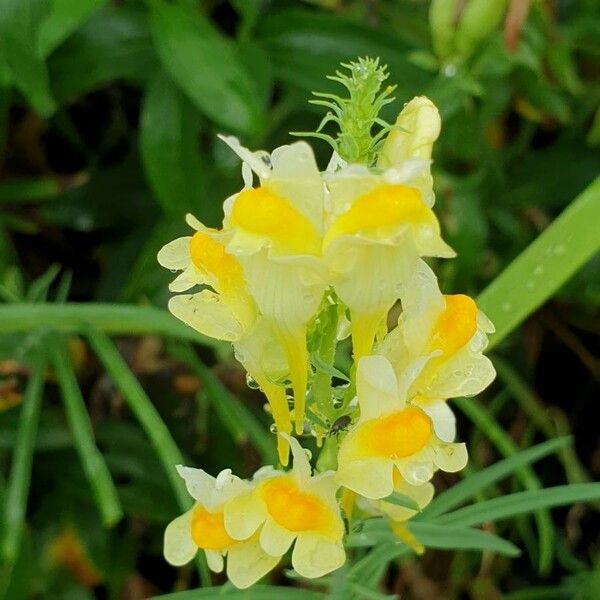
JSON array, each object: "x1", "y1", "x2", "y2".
[{"x1": 0, "y1": 0, "x2": 599, "y2": 598}]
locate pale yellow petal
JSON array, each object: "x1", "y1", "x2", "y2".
[
  {"x1": 421, "y1": 401, "x2": 456, "y2": 442},
  {"x1": 164, "y1": 510, "x2": 196, "y2": 566},
  {"x1": 433, "y1": 442, "x2": 468, "y2": 472},
  {"x1": 259, "y1": 518, "x2": 296, "y2": 557},
  {"x1": 168, "y1": 266, "x2": 202, "y2": 293},
  {"x1": 336, "y1": 457, "x2": 394, "y2": 499},
  {"x1": 223, "y1": 490, "x2": 266, "y2": 541},
  {"x1": 226, "y1": 538, "x2": 280, "y2": 589},
  {"x1": 175, "y1": 466, "x2": 214, "y2": 504},
  {"x1": 396, "y1": 458, "x2": 435, "y2": 487},
  {"x1": 285, "y1": 434, "x2": 312, "y2": 483},
  {"x1": 157, "y1": 237, "x2": 192, "y2": 270},
  {"x1": 218, "y1": 134, "x2": 271, "y2": 181},
  {"x1": 168, "y1": 291, "x2": 245, "y2": 342},
  {"x1": 291, "y1": 534, "x2": 345, "y2": 579},
  {"x1": 205, "y1": 550, "x2": 224, "y2": 573},
  {"x1": 356, "y1": 355, "x2": 400, "y2": 420}
]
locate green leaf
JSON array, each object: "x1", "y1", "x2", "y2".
[
  {"x1": 0, "y1": 0, "x2": 56, "y2": 116},
  {"x1": 435, "y1": 483, "x2": 600, "y2": 528},
  {"x1": 153, "y1": 585, "x2": 326, "y2": 599},
  {"x1": 169, "y1": 342, "x2": 276, "y2": 465},
  {"x1": 48, "y1": 5, "x2": 158, "y2": 103},
  {"x1": 421, "y1": 436, "x2": 572, "y2": 519},
  {"x1": 381, "y1": 492, "x2": 421, "y2": 512},
  {"x1": 148, "y1": 0, "x2": 265, "y2": 136},
  {"x1": 1, "y1": 357, "x2": 45, "y2": 564},
  {"x1": 51, "y1": 337, "x2": 123, "y2": 526},
  {"x1": 140, "y1": 70, "x2": 204, "y2": 214},
  {"x1": 37, "y1": 0, "x2": 105, "y2": 58},
  {"x1": 0, "y1": 303, "x2": 213, "y2": 345},
  {"x1": 479, "y1": 177, "x2": 600, "y2": 349}
]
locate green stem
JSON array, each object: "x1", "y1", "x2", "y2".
[
  {"x1": 52, "y1": 338, "x2": 123, "y2": 526},
  {"x1": 1, "y1": 356, "x2": 45, "y2": 563}
]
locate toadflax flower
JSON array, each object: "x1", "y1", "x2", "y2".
[
  {"x1": 164, "y1": 467, "x2": 279, "y2": 589},
  {"x1": 322, "y1": 96, "x2": 455, "y2": 359},
  {"x1": 377, "y1": 260, "x2": 496, "y2": 407},
  {"x1": 157, "y1": 221, "x2": 293, "y2": 464},
  {"x1": 224, "y1": 435, "x2": 345, "y2": 578},
  {"x1": 336, "y1": 355, "x2": 468, "y2": 499},
  {"x1": 216, "y1": 136, "x2": 329, "y2": 435}
]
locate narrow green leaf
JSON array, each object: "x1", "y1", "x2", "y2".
[
  {"x1": 0, "y1": 303, "x2": 214, "y2": 345},
  {"x1": 140, "y1": 70, "x2": 204, "y2": 214},
  {"x1": 435, "y1": 483, "x2": 600, "y2": 528},
  {"x1": 480, "y1": 177, "x2": 600, "y2": 349},
  {"x1": 409, "y1": 522, "x2": 520, "y2": 556},
  {"x1": 148, "y1": 0, "x2": 264, "y2": 136},
  {"x1": 347, "y1": 541, "x2": 409, "y2": 588},
  {"x1": 169, "y1": 342, "x2": 276, "y2": 465},
  {"x1": 37, "y1": 0, "x2": 105, "y2": 58},
  {"x1": 1, "y1": 357, "x2": 45, "y2": 563},
  {"x1": 51, "y1": 338, "x2": 123, "y2": 526},
  {"x1": 86, "y1": 330, "x2": 189, "y2": 511},
  {"x1": 153, "y1": 585, "x2": 326, "y2": 600},
  {"x1": 421, "y1": 436, "x2": 572, "y2": 518},
  {"x1": 454, "y1": 397, "x2": 555, "y2": 574},
  {"x1": 0, "y1": 177, "x2": 63, "y2": 204},
  {"x1": 381, "y1": 492, "x2": 421, "y2": 512}
]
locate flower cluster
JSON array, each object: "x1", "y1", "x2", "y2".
[{"x1": 158, "y1": 60, "x2": 496, "y2": 588}]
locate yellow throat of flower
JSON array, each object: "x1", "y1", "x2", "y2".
[
  {"x1": 354, "y1": 407, "x2": 433, "y2": 458},
  {"x1": 190, "y1": 505, "x2": 237, "y2": 551},
  {"x1": 189, "y1": 231, "x2": 245, "y2": 294},
  {"x1": 428, "y1": 294, "x2": 478, "y2": 357},
  {"x1": 231, "y1": 187, "x2": 322, "y2": 256},
  {"x1": 324, "y1": 184, "x2": 437, "y2": 249},
  {"x1": 260, "y1": 476, "x2": 333, "y2": 534}
]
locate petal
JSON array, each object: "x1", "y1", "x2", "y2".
[
  {"x1": 396, "y1": 458, "x2": 435, "y2": 486},
  {"x1": 421, "y1": 401, "x2": 456, "y2": 442},
  {"x1": 218, "y1": 134, "x2": 271, "y2": 181},
  {"x1": 224, "y1": 490, "x2": 266, "y2": 541},
  {"x1": 259, "y1": 519, "x2": 296, "y2": 557},
  {"x1": 168, "y1": 290, "x2": 245, "y2": 342},
  {"x1": 433, "y1": 442, "x2": 468, "y2": 473},
  {"x1": 282, "y1": 434, "x2": 313, "y2": 483},
  {"x1": 205, "y1": 550, "x2": 224, "y2": 573},
  {"x1": 291, "y1": 534, "x2": 345, "y2": 579},
  {"x1": 356, "y1": 355, "x2": 400, "y2": 421},
  {"x1": 226, "y1": 537, "x2": 280, "y2": 589},
  {"x1": 176, "y1": 466, "x2": 214, "y2": 503},
  {"x1": 336, "y1": 457, "x2": 394, "y2": 500},
  {"x1": 168, "y1": 266, "x2": 202, "y2": 293},
  {"x1": 164, "y1": 510, "x2": 196, "y2": 566},
  {"x1": 157, "y1": 237, "x2": 192, "y2": 270}
]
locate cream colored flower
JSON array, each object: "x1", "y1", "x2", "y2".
[
  {"x1": 224, "y1": 435, "x2": 345, "y2": 579},
  {"x1": 163, "y1": 467, "x2": 279, "y2": 589},
  {"x1": 336, "y1": 355, "x2": 468, "y2": 499},
  {"x1": 158, "y1": 221, "x2": 292, "y2": 465},
  {"x1": 219, "y1": 136, "x2": 329, "y2": 434},
  {"x1": 377, "y1": 260, "x2": 496, "y2": 406},
  {"x1": 322, "y1": 96, "x2": 454, "y2": 359}
]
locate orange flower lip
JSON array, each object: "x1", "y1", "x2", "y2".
[{"x1": 190, "y1": 505, "x2": 237, "y2": 551}]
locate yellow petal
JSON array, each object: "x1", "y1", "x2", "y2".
[
  {"x1": 205, "y1": 550, "x2": 224, "y2": 573},
  {"x1": 175, "y1": 466, "x2": 214, "y2": 503},
  {"x1": 432, "y1": 442, "x2": 468, "y2": 472},
  {"x1": 226, "y1": 537, "x2": 280, "y2": 589},
  {"x1": 259, "y1": 518, "x2": 296, "y2": 557},
  {"x1": 390, "y1": 521, "x2": 424, "y2": 555},
  {"x1": 223, "y1": 490, "x2": 266, "y2": 541},
  {"x1": 355, "y1": 355, "x2": 400, "y2": 420},
  {"x1": 291, "y1": 534, "x2": 345, "y2": 579},
  {"x1": 164, "y1": 510, "x2": 196, "y2": 566},
  {"x1": 335, "y1": 457, "x2": 395, "y2": 499},
  {"x1": 278, "y1": 329, "x2": 309, "y2": 434},
  {"x1": 157, "y1": 236, "x2": 193, "y2": 270}
]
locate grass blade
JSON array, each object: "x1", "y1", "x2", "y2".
[
  {"x1": 421, "y1": 436, "x2": 572, "y2": 519},
  {"x1": 86, "y1": 330, "x2": 212, "y2": 587},
  {"x1": 0, "y1": 303, "x2": 215, "y2": 345},
  {"x1": 169, "y1": 342, "x2": 276, "y2": 465},
  {"x1": 479, "y1": 176, "x2": 600, "y2": 349},
  {"x1": 454, "y1": 397, "x2": 555, "y2": 574},
  {"x1": 152, "y1": 585, "x2": 327, "y2": 599},
  {"x1": 1, "y1": 357, "x2": 46, "y2": 563},
  {"x1": 52, "y1": 338, "x2": 123, "y2": 526},
  {"x1": 434, "y1": 483, "x2": 600, "y2": 528}
]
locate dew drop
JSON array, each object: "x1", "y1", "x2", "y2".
[
  {"x1": 553, "y1": 243, "x2": 565, "y2": 255},
  {"x1": 246, "y1": 374, "x2": 260, "y2": 389},
  {"x1": 269, "y1": 424, "x2": 278, "y2": 434},
  {"x1": 533, "y1": 265, "x2": 544, "y2": 276}
]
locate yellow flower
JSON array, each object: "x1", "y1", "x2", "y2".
[
  {"x1": 224, "y1": 435, "x2": 346, "y2": 579},
  {"x1": 322, "y1": 96, "x2": 454, "y2": 359},
  {"x1": 158, "y1": 220, "x2": 292, "y2": 465},
  {"x1": 163, "y1": 467, "x2": 279, "y2": 589},
  {"x1": 336, "y1": 355, "x2": 468, "y2": 499},
  {"x1": 219, "y1": 136, "x2": 329, "y2": 434},
  {"x1": 377, "y1": 260, "x2": 496, "y2": 406}
]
